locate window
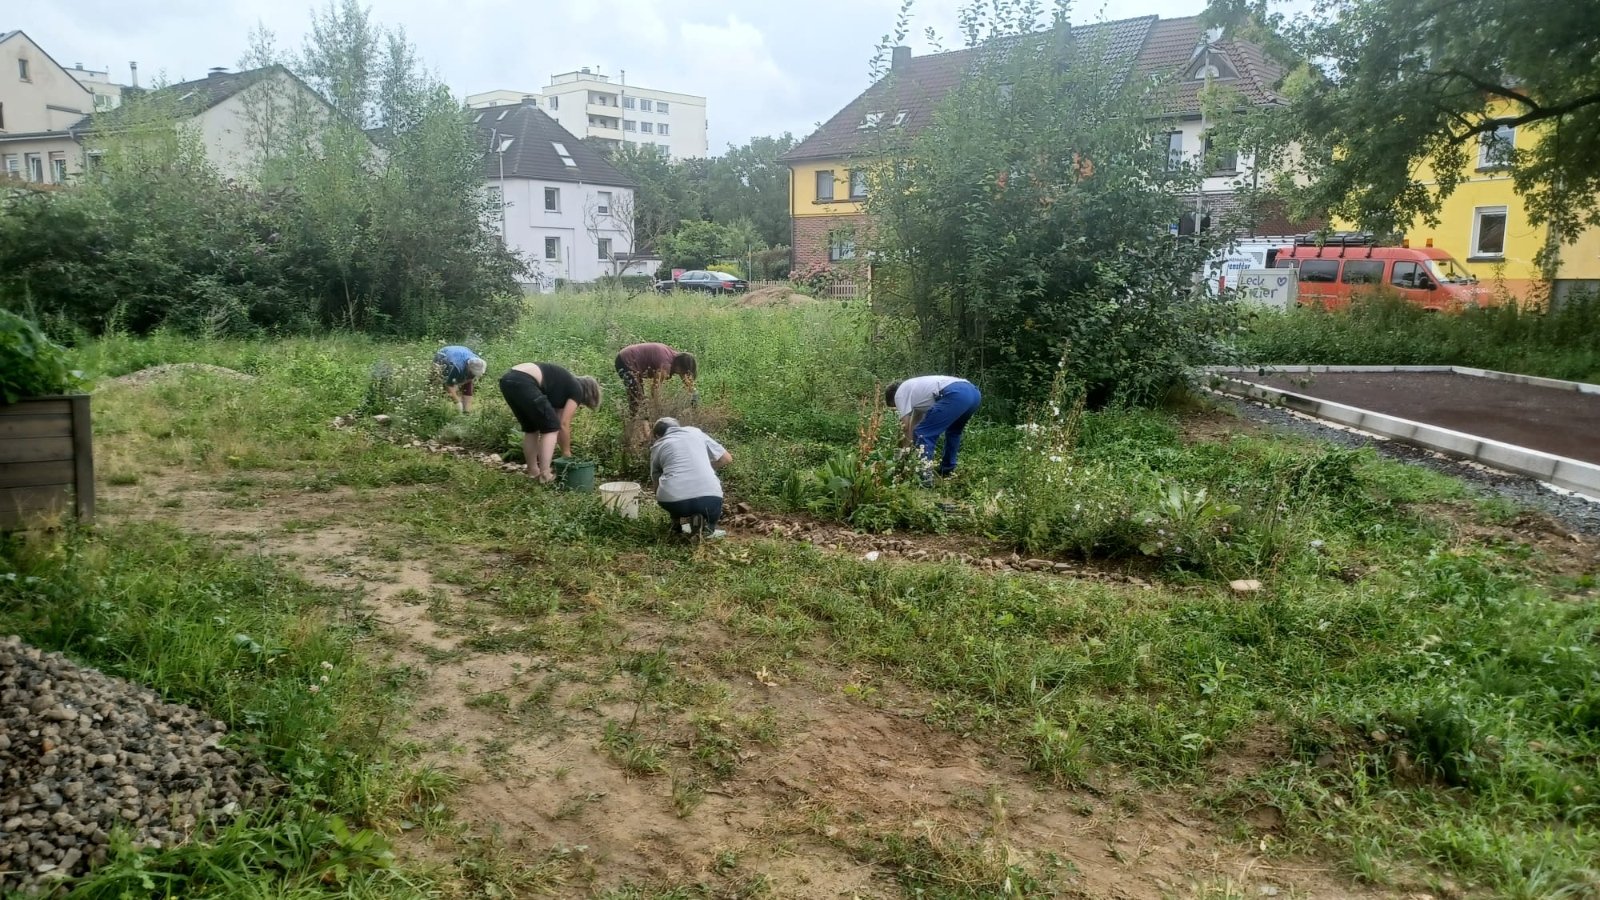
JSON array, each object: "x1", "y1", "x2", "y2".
[
  {"x1": 1472, "y1": 206, "x2": 1508, "y2": 257},
  {"x1": 545, "y1": 237, "x2": 561, "y2": 260},
  {"x1": 1478, "y1": 125, "x2": 1514, "y2": 169},
  {"x1": 548, "y1": 96, "x2": 559, "y2": 110},
  {"x1": 1296, "y1": 259, "x2": 1339, "y2": 283},
  {"x1": 622, "y1": 97, "x2": 635, "y2": 109},
  {"x1": 891, "y1": 110, "x2": 907, "y2": 126},
  {"x1": 1166, "y1": 132, "x2": 1184, "y2": 169},
  {"x1": 94, "y1": 94, "x2": 111, "y2": 110},
  {"x1": 0, "y1": 102, "x2": 5, "y2": 130},
  {"x1": 640, "y1": 99, "x2": 653, "y2": 111},
  {"x1": 2, "y1": 155, "x2": 19, "y2": 178},
  {"x1": 656, "y1": 101, "x2": 669, "y2": 114},
  {"x1": 857, "y1": 112, "x2": 882, "y2": 130},
  {"x1": 1390, "y1": 261, "x2": 1432, "y2": 290},
  {"x1": 18, "y1": 59, "x2": 30, "y2": 81},
  {"x1": 552, "y1": 142, "x2": 577, "y2": 167},
  {"x1": 1340, "y1": 259, "x2": 1385, "y2": 284},
  {"x1": 1204, "y1": 135, "x2": 1237, "y2": 174},
  {"x1": 623, "y1": 120, "x2": 636, "y2": 132},
  {"x1": 828, "y1": 230, "x2": 856, "y2": 261},
  {"x1": 545, "y1": 187, "x2": 560, "y2": 212},
  {"x1": 658, "y1": 123, "x2": 670, "y2": 136},
  {"x1": 815, "y1": 169, "x2": 834, "y2": 201},
  {"x1": 597, "y1": 237, "x2": 612, "y2": 259},
  {"x1": 642, "y1": 122, "x2": 655, "y2": 134},
  {"x1": 496, "y1": 109, "x2": 509, "y2": 121},
  {"x1": 849, "y1": 169, "x2": 868, "y2": 200},
  {"x1": 24, "y1": 153, "x2": 43, "y2": 183},
  {"x1": 596, "y1": 191, "x2": 611, "y2": 215},
  {"x1": 49, "y1": 152, "x2": 66, "y2": 183}
]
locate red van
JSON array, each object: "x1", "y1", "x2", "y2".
[{"x1": 1267, "y1": 233, "x2": 1492, "y2": 311}]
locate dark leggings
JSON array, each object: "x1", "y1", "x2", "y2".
[
  {"x1": 615, "y1": 356, "x2": 646, "y2": 416},
  {"x1": 658, "y1": 496, "x2": 723, "y2": 530}
]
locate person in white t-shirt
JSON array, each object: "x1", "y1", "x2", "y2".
[{"x1": 883, "y1": 375, "x2": 982, "y2": 479}]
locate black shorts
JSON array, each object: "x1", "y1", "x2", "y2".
[{"x1": 498, "y1": 370, "x2": 560, "y2": 434}]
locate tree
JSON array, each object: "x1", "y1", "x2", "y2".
[
  {"x1": 701, "y1": 134, "x2": 797, "y2": 248},
  {"x1": 1207, "y1": 0, "x2": 1600, "y2": 260},
  {"x1": 866, "y1": 3, "x2": 1238, "y2": 405},
  {"x1": 600, "y1": 143, "x2": 706, "y2": 254}
]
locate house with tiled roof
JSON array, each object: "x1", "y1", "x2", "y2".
[
  {"x1": 474, "y1": 100, "x2": 653, "y2": 289},
  {"x1": 781, "y1": 15, "x2": 1313, "y2": 275},
  {"x1": 2, "y1": 37, "x2": 369, "y2": 186}
]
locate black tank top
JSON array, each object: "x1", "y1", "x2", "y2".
[{"x1": 537, "y1": 363, "x2": 581, "y2": 408}]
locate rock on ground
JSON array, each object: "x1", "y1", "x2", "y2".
[{"x1": 0, "y1": 636, "x2": 276, "y2": 895}]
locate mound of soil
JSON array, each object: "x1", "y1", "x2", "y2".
[
  {"x1": 736, "y1": 287, "x2": 816, "y2": 308},
  {"x1": 109, "y1": 364, "x2": 255, "y2": 387},
  {"x1": 0, "y1": 637, "x2": 276, "y2": 895}
]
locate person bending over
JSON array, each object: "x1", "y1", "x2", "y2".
[
  {"x1": 433, "y1": 345, "x2": 487, "y2": 413},
  {"x1": 649, "y1": 417, "x2": 732, "y2": 539},
  {"x1": 497, "y1": 363, "x2": 603, "y2": 483},
  {"x1": 615, "y1": 343, "x2": 697, "y2": 416},
  {"x1": 884, "y1": 376, "x2": 982, "y2": 480}
]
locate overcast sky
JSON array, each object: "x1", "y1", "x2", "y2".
[{"x1": 16, "y1": 0, "x2": 1223, "y2": 153}]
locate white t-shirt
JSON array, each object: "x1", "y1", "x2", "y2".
[{"x1": 892, "y1": 376, "x2": 962, "y2": 419}]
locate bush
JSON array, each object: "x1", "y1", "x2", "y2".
[{"x1": 0, "y1": 309, "x2": 85, "y2": 402}]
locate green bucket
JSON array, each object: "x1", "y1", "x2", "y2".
[{"x1": 552, "y1": 458, "x2": 597, "y2": 492}]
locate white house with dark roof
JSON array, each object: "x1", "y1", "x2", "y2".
[
  {"x1": 476, "y1": 100, "x2": 652, "y2": 290},
  {"x1": 3, "y1": 36, "x2": 365, "y2": 185}
]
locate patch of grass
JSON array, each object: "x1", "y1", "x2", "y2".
[
  {"x1": 0, "y1": 526, "x2": 424, "y2": 897},
  {"x1": 69, "y1": 292, "x2": 1600, "y2": 895}
]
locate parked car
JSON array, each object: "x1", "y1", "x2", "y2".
[
  {"x1": 1268, "y1": 233, "x2": 1493, "y2": 311},
  {"x1": 658, "y1": 270, "x2": 749, "y2": 295}
]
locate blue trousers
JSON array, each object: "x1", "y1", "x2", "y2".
[{"x1": 913, "y1": 381, "x2": 981, "y2": 475}]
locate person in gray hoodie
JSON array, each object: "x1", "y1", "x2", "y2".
[{"x1": 649, "y1": 417, "x2": 733, "y2": 539}]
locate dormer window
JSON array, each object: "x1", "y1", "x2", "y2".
[
  {"x1": 858, "y1": 112, "x2": 883, "y2": 130},
  {"x1": 891, "y1": 110, "x2": 908, "y2": 126}
]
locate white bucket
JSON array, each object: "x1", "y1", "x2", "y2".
[{"x1": 598, "y1": 481, "x2": 642, "y2": 519}]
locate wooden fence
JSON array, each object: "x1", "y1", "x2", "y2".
[
  {"x1": 748, "y1": 280, "x2": 861, "y2": 300},
  {"x1": 0, "y1": 394, "x2": 95, "y2": 529}
]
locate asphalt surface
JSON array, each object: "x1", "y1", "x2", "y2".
[{"x1": 1252, "y1": 371, "x2": 1600, "y2": 465}]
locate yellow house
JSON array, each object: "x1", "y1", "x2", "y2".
[
  {"x1": 781, "y1": 15, "x2": 1308, "y2": 277},
  {"x1": 1399, "y1": 100, "x2": 1600, "y2": 304}
]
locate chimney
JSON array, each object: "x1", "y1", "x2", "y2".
[
  {"x1": 129, "y1": 61, "x2": 139, "y2": 88},
  {"x1": 891, "y1": 46, "x2": 911, "y2": 69},
  {"x1": 522, "y1": 94, "x2": 538, "y2": 104},
  {"x1": 208, "y1": 67, "x2": 229, "y2": 78}
]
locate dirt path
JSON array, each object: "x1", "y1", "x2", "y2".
[{"x1": 101, "y1": 468, "x2": 1392, "y2": 899}]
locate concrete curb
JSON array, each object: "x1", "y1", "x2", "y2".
[{"x1": 1204, "y1": 368, "x2": 1600, "y2": 500}]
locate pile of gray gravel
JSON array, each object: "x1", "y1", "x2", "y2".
[{"x1": 1, "y1": 636, "x2": 276, "y2": 895}]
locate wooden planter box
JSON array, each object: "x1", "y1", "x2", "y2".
[{"x1": 0, "y1": 394, "x2": 94, "y2": 530}]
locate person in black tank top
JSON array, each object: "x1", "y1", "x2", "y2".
[{"x1": 497, "y1": 363, "x2": 603, "y2": 482}]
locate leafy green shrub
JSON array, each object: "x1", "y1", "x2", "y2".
[{"x1": 0, "y1": 308, "x2": 85, "y2": 402}]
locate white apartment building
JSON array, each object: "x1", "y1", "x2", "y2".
[
  {"x1": 477, "y1": 100, "x2": 655, "y2": 290},
  {"x1": 65, "y1": 62, "x2": 131, "y2": 112},
  {"x1": 468, "y1": 68, "x2": 707, "y2": 160}
]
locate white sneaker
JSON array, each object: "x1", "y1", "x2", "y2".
[{"x1": 705, "y1": 529, "x2": 727, "y2": 540}]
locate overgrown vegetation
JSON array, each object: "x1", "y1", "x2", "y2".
[
  {"x1": 864, "y1": 4, "x2": 1240, "y2": 405},
  {"x1": 1239, "y1": 293, "x2": 1600, "y2": 382},
  {"x1": 56, "y1": 290, "x2": 1600, "y2": 895},
  {"x1": 0, "y1": 308, "x2": 85, "y2": 401}
]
